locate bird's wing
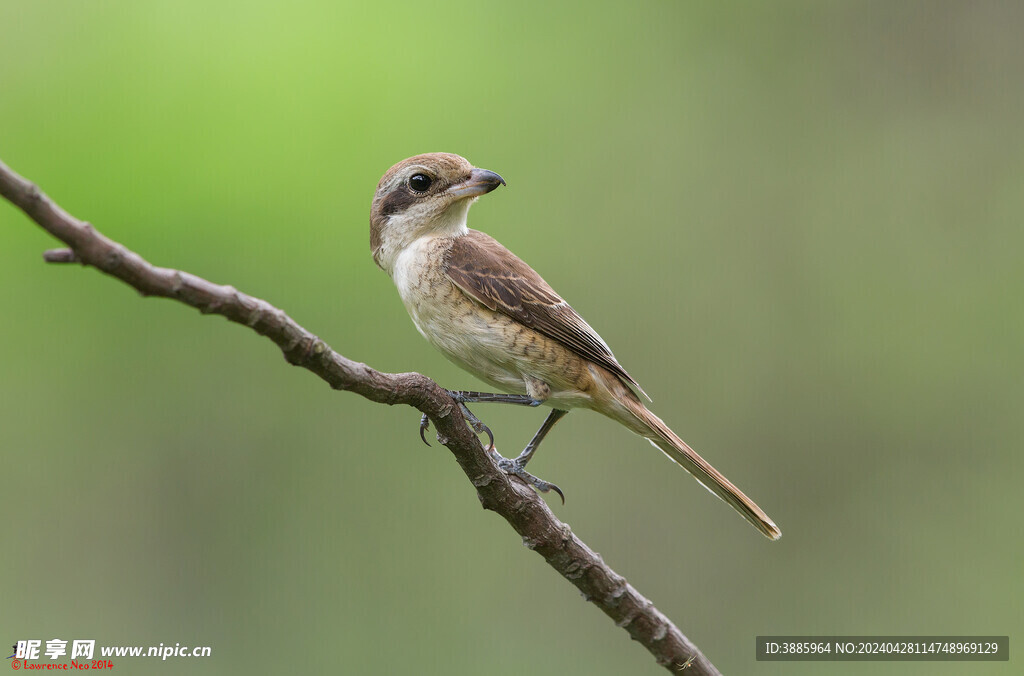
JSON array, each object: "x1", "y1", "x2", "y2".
[{"x1": 444, "y1": 229, "x2": 649, "y2": 399}]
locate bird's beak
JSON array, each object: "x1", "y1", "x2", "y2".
[{"x1": 449, "y1": 168, "x2": 506, "y2": 200}]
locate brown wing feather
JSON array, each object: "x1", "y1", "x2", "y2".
[{"x1": 444, "y1": 230, "x2": 649, "y2": 399}]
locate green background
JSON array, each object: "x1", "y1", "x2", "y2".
[{"x1": 2, "y1": 2, "x2": 1021, "y2": 674}]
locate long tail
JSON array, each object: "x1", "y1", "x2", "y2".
[{"x1": 610, "y1": 390, "x2": 781, "y2": 540}]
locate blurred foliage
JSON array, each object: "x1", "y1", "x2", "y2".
[{"x1": 2, "y1": 1, "x2": 1021, "y2": 674}]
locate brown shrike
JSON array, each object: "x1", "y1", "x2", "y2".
[{"x1": 370, "y1": 153, "x2": 780, "y2": 540}]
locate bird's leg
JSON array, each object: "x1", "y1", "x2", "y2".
[
  {"x1": 514, "y1": 408, "x2": 569, "y2": 468},
  {"x1": 446, "y1": 390, "x2": 543, "y2": 407},
  {"x1": 419, "y1": 390, "x2": 542, "y2": 447},
  {"x1": 490, "y1": 408, "x2": 569, "y2": 503}
]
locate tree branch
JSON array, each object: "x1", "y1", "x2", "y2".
[{"x1": 1, "y1": 158, "x2": 720, "y2": 675}]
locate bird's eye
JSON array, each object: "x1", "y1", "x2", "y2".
[{"x1": 409, "y1": 174, "x2": 433, "y2": 193}]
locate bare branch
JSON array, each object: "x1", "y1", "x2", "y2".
[{"x1": 0, "y1": 158, "x2": 721, "y2": 675}]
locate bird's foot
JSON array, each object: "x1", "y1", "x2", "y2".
[
  {"x1": 456, "y1": 402, "x2": 494, "y2": 451},
  {"x1": 419, "y1": 402, "x2": 494, "y2": 452},
  {"x1": 489, "y1": 448, "x2": 565, "y2": 504},
  {"x1": 419, "y1": 413, "x2": 432, "y2": 446}
]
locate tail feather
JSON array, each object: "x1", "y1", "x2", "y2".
[{"x1": 622, "y1": 397, "x2": 781, "y2": 540}]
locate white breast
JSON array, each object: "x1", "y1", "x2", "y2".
[
  {"x1": 391, "y1": 238, "x2": 434, "y2": 320},
  {"x1": 389, "y1": 236, "x2": 527, "y2": 394}
]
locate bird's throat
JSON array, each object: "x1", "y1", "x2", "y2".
[{"x1": 378, "y1": 200, "x2": 472, "y2": 275}]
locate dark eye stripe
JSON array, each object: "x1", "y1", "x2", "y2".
[{"x1": 380, "y1": 189, "x2": 416, "y2": 217}]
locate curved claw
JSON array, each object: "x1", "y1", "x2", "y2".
[
  {"x1": 456, "y1": 402, "x2": 494, "y2": 452},
  {"x1": 479, "y1": 422, "x2": 494, "y2": 452},
  {"x1": 493, "y1": 455, "x2": 565, "y2": 504},
  {"x1": 419, "y1": 413, "x2": 431, "y2": 447},
  {"x1": 528, "y1": 476, "x2": 565, "y2": 504}
]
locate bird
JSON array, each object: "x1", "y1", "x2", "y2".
[{"x1": 369, "y1": 152, "x2": 780, "y2": 540}]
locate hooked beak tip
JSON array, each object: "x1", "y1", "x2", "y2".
[{"x1": 449, "y1": 168, "x2": 505, "y2": 199}]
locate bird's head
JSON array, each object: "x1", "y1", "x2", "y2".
[{"x1": 370, "y1": 152, "x2": 505, "y2": 271}]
